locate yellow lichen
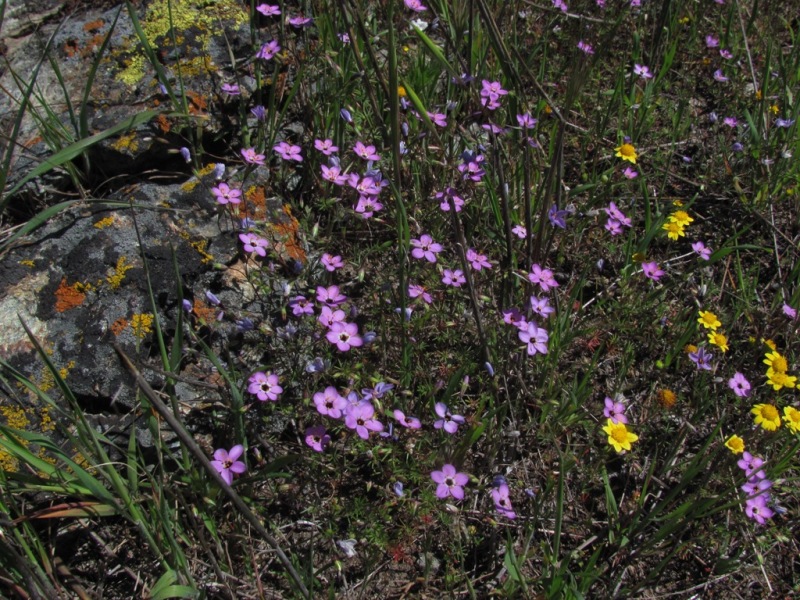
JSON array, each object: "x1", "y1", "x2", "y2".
[
  {"x1": 19, "y1": 259, "x2": 35, "y2": 267},
  {"x1": 106, "y1": 256, "x2": 134, "y2": 290},
  {"x1": 94, "y1": 216, "x2": 115, "y2": 229},
  {"x1": 111, "y1": 132, "x2": 139, "y2": 153},
  {"x1": 39, "y1": 406, "x2": 55, "y2": 433},
  {"x1": 1, "y1": 405, "x2": 31, "y2": 430},
  {"x1": 131, "y1": 313, "x2": 154, "y2": 339}
]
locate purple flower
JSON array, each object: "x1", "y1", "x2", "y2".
[
  {"x1": 287, "y1": 15, "x2": 313, "y2": 28},
  {"x1": 723, "y1": 116, "x2": 738, "y2": 128},
  {"x1": 318, "y1": 305, "x2": 346, "y2": 329},
  {"x1": 466, "y1": 248, "x2": 492, "y2": 270},
  {"x1": 604, "y1": 202, "x2": 632, "y2": 227},
  {"x1": 548, "y1": 205, "x2": 570, "y2": 229},
  {"x1": 623, "y1": 166, "x2": 638, "y2": 179},
  {"x1": 274, "y1": 141, "x2": 303, "y2": 162},
  {"x1": 745, "y1": 494, "x2": 774, "y2": 525},
  {"x1": 256, "y1": 4, "x2": 280, "y2": 17},
  {"x1": 783, "y1": 303, "x2": 797, "y2": 319},
  {"x1": 433, "y1": 402, "x2": 465, "y2": 434},
  {"x1": 408, "y1": 283, "x2": 432, "y2": 304},
  {"x1": 179, "y1": 147, "x2": 191, "y2": 163},
  {"x1": 393, "y1": 409, "x2": 422, "y2": 429},
  {"x1": 211, "y1": 182, "x2": 242, "y2": 205},
  {"x1": 410, "y1": 234, "x2": 443, "y2": 262},
  {"x1": 404, "y1": 0, "x2": 427, "y2": 12},
  {"x1": 344, "y1": 402, "x2": 383, "y2": 439},
  {"x1": 480, "y1": 80, "x2": 508, "y2": 100},
  {"x1": 221, "y1": 82, "x2": 240, "y2": 96},
  {"x1": 491, "y1": 483, "x2": 516, "y2": 519},
  {"x1": 552, "y1": 0, "x2": 568, "y2": 12},
  {"x1": 530, "y1": 296, "x2": 555, "y2": 318},
  {"x1": 512, "y1": 225, "x2": 527, "y2": 238},
  {"x1": 775, "y1": 118, "x2": 796, "y2": 128},
  {"x1": 321, "y1": 164, "x2": 348, "y2": 185},
  {"x1": 354, "y1": 196, "x2": 383, "y2": 219},
  {"x1": 605, "y1": 219, "x2": 623, "y2": 236},
  {"x1": 428, "y1": 112, "x2": 447, "y2": 127},
  {"x1": 577, "y1": 40, "x2": 594, "y2": 54},
  {"x1": 517, "y1": 113, "x2": 537, "y2": 128},
  {"x1": 353, "y1": 141, "x2": 380, "y2": 161},
  {"x1": 314, "y1": 387, "x2": 347, "y2": 419},
  {"x1": 603, "y1": 396, "x2": 628, "y2": 424},
  {"x1": 503, "y1": 308, "x2": 527, "y2": 330},
  {"x1": 241, "y1": 147, "x2": 266, "y2": 165},
  {"x1": 705, "y1": 35, "x2": 719, "y2": 48},
  {"x1": 362, "y1": 382, "x2": 394, "y2": 400},
  {"x1": 289, "y1": 295, "x2": 313, "y2": 317},
  {"x1": 210, "y1": 445, "x2": 247, "y2": 485},
  {"x1": 720, "y1": 48, "x2": 733, "y2": 59},
  {"x1": 688, "y1": 346, "x2": 713, "y2": 370},
  {"x1": 340, "y1": 108, "x2": 353, "y2": 123},
  {"x1": 442, "y1": 269, "x2": 466, "y2": 287},
  {"x1": 435, "y1": 188, "x2": 464, "y2": 212},
  {"x1": 393, "y1": 481, "x2": 405, "y2": 497},
  {"x1": 713, "y1": 69, "x2": 728, "y2": 82},
  {"x1": 305, "y1": 426, "x2": 330, "y2": 452},
  {"x1": 528, "y1": 264, "x2": 559, "y2": 292},
  {"x1": 250, "y1": 105, "x2": 267, "y2": 121},
  {"x1": 326, "y1": 321, "x2": 363, "y2": 351},
  {"x1": 248, "y1": 371, "x2": 282, "y2": 401},
  {"x1": 728, "y1": 372, "x2": 751, "y2": 397},
  {"x1": 737, "y1": 452, "x2": 766, "y2": 478},
  {"x1": 642, "y1": 261, "x2": 665, "y2": 282},
  {"x1": 633, "y1": 64, "x2": 654, "y2": 79},
  {"x1": 321, "y1": 253, "x2": 344, "y2": 271},
  {"x1": 314, "y1": 138, "x2": 339, "y2": 155},
  {"x1": 519, "y1": 321, "x2": 549, "y2": 355},
  {"x1": 256, "y1": 40, "x2": 281, "y2": 60},
  {"x1": 692, "y1": 241, "x2": 711, "y2": 260},
  {"x1": 239, "y1": 233, "x2": 269, "y2": 257},
  {"x1": 316, "y1": 285, "x2": 346, "y2": 306},
  {"x1": 431, "y1": 464, "x2": 469, "y2": 500}
]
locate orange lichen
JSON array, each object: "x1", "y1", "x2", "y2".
[
  {"x1": 192, "y1": 300, "x2": 218, "y2": 324},
  {"x1": 94, "y1": 216, "x2": 115, "y2": 229},
  {"x1": 241, "y1": 186, "x2": 267, "y2": 220},
  {"x1": 83, "y1": 19, "x2": 105, "y2": 32},
  {"x1": 186, "y1": 91, "x2": 207, "y2": 115},
  {"x1": 111, "y1": 318, "x2": 129, "y2": 336},
  {"x1": 156, "y1": 114, "x2": 171, "y2": 133},
  {"x1": 267, "y1": 205, "x2": 307, "y2": 263},
  {"x1": 55, "y1": 278, "x2": 86, "y2": 312}
]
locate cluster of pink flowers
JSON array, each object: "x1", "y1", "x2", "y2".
[
  {"x1": 603, "y1": 201, "x2": 632, "y2": 236},
  {"x1": 737, "y1": 452, "x2": 774, "y2": 525}
]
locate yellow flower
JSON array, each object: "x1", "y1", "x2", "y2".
[
  {"x1": 669, "y1": 210, "x2": 694, "y2": 227},
  {"x1": 766, "y1": 368, "x2": 797, "y2": 391},
  {"x1": 708, "y1": 331, "x2": 729, "y2": 353},
  {"x1": 724, "y1": 434, "x2": 745, "y2": 454},
  {"x1": 657, "y1": 388, "x2": 677, "y2": 409},
  {"x1": 684, "y1": 344, "x2": 698, "y2": 354},
  {"x1": 763, "y1": 351, "x2": 788, "y2": 373},
  {"x1": 602, "y1": 419, "x2": 639, "y2": 453},
  {"x1": 770, "y1": 104, "x2": 779, "y2": 115},
  {"x1": 615, "y1": 143, "x2": 637, "y2": 164},
  {"x1": 672, "y1": 199, "x2": 684, "y2": 207},
  {"x1": 783, "y1": 406, "x2": 800, "y2": 433},
  {"x1": 762, "y1": 338, "x2": 777, "y2": 351},
  {"x1": 751, "y1": 404, "x2": 781, "y2": 431},
  {"x1": 662, "y1": 221, "x2": 686, "y2": 240},
  {"x1": 697, "y1": 311, "x2": 721, "y2": 331},
  {"x1": 755, "y1": 89, "x2": 762, "y2": 100}
]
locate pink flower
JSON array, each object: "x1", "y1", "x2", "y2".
[
  {"x1": 519, "y1": 321, "x2": 549, "y2": 355},
  {"x1": 442, "y1": 268, "x2": 466, "y2": 287},
  {"x1": 241, "y1": 147, "x2": 266, "y2": 165},
  {"x1": 577, "y1": 40, "x2": 594, "y2": 55},
  {"x1": 314, "y1": 138, "x2": 338, "y2": 155},
  {"x1": 210, "y1": 445, "x2": 247, "y2": 485},
  {"x1": 314, "y1": 386, "x2": 347, "y2": 419},
  {"x1": 256, "y1": 40, "x2": 280, "y2": 60},
  {"x1": 274, "y1": 141, "x2": 302, "y2": 162},
  {"x1": 528, "y1": 264, "x2": 559, "y2": 292},
  {"x1": 431, "y1": 464, "x2": 469, "y2": 500},
  {"x1": 491, "y1": 484, "x2": 516, "y2": 519},
  {"x1": 239, "y1": 233, "x2": 269, "y2": 257},
  {"x1": 692, "y1": 241, "x2": 712, "y2": 260},
  {"x1": 248, "y1": 371, "x2": 282, "y2": 401},
  {"x1": 211, "y1": 182, "x2": 241, "y2": 205},
  {"x1": 345, "y1": 402, "x2": 383, "y2": 439},
  {"x1": 728, "y1": 372, "x2": 751, "y2": 397},
  {"x1": 305, "y1": 426, "x2": 330, "y2": 452},
  {"x1": 623, "y1": 166, "x2": 638, "y2": 179},
  {"x1": 404, "y1": 0, "x2": 427, "y2": 12},
  {"x1": 318, "y1": 305, "x2": 346, "y2": 329},
  {"x1": 433, "y1": 402, "x2": 465, "y2": 434},
  {"x1": 256, "y1": 4, "x2": 280, "y2": 17},
  {"x1": 408, "y1": 283, "x2": 432, "y2": 304},
  {"x1": 393, "y1": 409, "x2": 422, "y2": 429},
  {"x1": 353, "y1": 141, "x2": 380, "y2": 161},
  {"x1": 321, "y1": 253, "x2": 344, "y2": 271},
  {"x1": 326, "y1": 321, "x2": 363, "y2": 351},
  {"x1": 642, "y1": 261, "x2": 665, "y2": 281},
  {"x1": 466, "y1": 248, "x2": 492, "y2": 270},
  {"x1": 410, "y1": 234, "x2": 443, "y2": 262}
]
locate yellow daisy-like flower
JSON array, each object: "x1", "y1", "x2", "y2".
[
  {"x1": 684, "y1": 344, "x2": 698, "y2": 354},
  {"x1": 770, "y1": 104, "x2": 779, "y2": 115},
  {"x1": 662, "y1": 221, "x2": 686, "y2": 240},
  {"x1": 762, "y1": 338, "x2": 777, "y2": 351},
  {"x1": 657, "y1": 388, "x2": 677, "y2": 409},
  {"x1": 697, "y1": 311, "x2": 721, "y2": 331},
  {"x1": 751, "y1": 403, "x2": 781, "y2": 431},
  {"x1": 763, "y1": 351, "x2": 789, "y2": 373},
  {"x1": 783, "y1": 406, "x2": 800, "y2": 433},
  {"x1": 397, "y1": 86, "x2": 407, "y2": 97},
  {"x1": 602, "y1": 419, "x2": 639, "y2": 453},
  {"x1": 766, "y1": 368, "x2": 797, "y2": 391},
  {"x1": 615, "y1": 143, "x2": 638, "y2": 164},
  {"x1": 708, "y1": 331, "x2": 729, "y2": 353},
  {"x1": 724, "y1": 434, "x2": 745, "y2": 454},
  {"x1": 669, "y1": 210, "x2": 694, "y2": 227}
]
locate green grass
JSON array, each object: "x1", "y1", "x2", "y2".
[{"x1": 1, "y1": 0, "x2": 800, "y2": 597}]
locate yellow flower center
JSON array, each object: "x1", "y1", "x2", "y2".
[
  {"x1": 611, "y1": 428, "x2": 628, "y2": 443},
  {"x1": 771, "y1": 356, "x2": 788, "y2": 372},
  {"x1": 761, "y1": 405, "x2": 779, "y2": 420},
  {"x1": 618, "y1": 144, "x2": 635, "y2": 158}
]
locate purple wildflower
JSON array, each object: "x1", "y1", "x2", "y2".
[
  {"x1": 433, "y1": 402, "x2": 465, "y2": 434},
  {"x1": 326, "y1": 321, "x2": 363, "y2": 351},
  {"x1": 408, "y1": 283, "x2": 432, "y2": 304},
  {"x1": 410, "y1": 234, "x2": 443, "y2": 262},
  {"x1": 692, "y1": 241, "x2": 711, "y2": 260},
  {"x1": 211, "y1": 182, "x2": 242, "y2": 205},
  {"x1": 442, "y1": 269, "x2": 466, "y2": 287},
  {"x1": 321, "y1": 253, "x2": 344, "y2": 271},
  {"x1": 256, "y1": 4, "x2": 280, "y2": 17},
  {"x1": 344, "y1": 402, "x2": 383, "y2": 439},
  {"x1": 393, "y1": 409, "x2": 422, "y2": 429},
  {"x1": 491, "y1": 483, "x2": 516, "y2": 519},
  {"x1": 305, "y1": 426, "x2": 330, "y2": 452},
  {"x1": 528, "y1": 264, "x2": 559, "y2": 292},
  {"x1": 466, "y1": 248, "x2": 492, "y2": 270},
  {"x1": 239, "y1": 233, "x2": 269, "y2": 257},
  {"x1": 603, "y1": 397, "x2": 628, "y2": 424},
  {"x1": 314, "y1": 387, "x2": 347, "y2": 419},
  {"x1": 256, "y1": 40, "x2": 280, "y2": 60},
  {"x1": 689, "y1": 346, "x2": 713, "y2": 370},
  {"x1": 519, "y1": 321, "x2": 549, "y2": 355},
  {"x1": 241, "y1": 147, "x2": 266, "y2": 165},
  {"x1": 248, "y1": 371, "x2": 283, "y2": 401},
  {"x1": 314, "y1": 138, "x2": 339, "y2": 155},
  {"x1": 642, "y1": 261, "x2": 665, "y2": 281},
  {"x1": 274, "y1": 141, "x2": 302, "y2": 162},
  {"x1": 728, "y1": 372, "x2": 751, "y2": 397},
  {"x1": 431, "y1": 464, "x2": 469, "y2": 500},
  {"x1": 210, "y1": 445, "x2": 246, "y2": 485}
]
